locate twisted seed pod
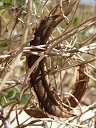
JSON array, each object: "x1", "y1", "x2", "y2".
[{"x1": 27, "y1": 1, "x2": 89, "y2": 117}]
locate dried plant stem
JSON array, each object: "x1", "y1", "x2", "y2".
[
  {"x1": 49, "y1": 56, "x2": 96, "y2": 75},
  {"x1": 0, "y1": 0, "x2": 32, "y2": 91},
  {"x1": 48, "y1": 16, "x2": 96, "y2": 44}
]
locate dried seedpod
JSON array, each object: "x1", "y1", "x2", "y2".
[
  {"x1": 27, "y1": 1, "x2": 89, "y2": 118},
  {"x1": 65, "y1": 64, "x2": 89, "y2": 109}
]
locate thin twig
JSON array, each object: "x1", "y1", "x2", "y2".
[{"x1": 0, "y1": 0, "x2": 32, "y2": 91}]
